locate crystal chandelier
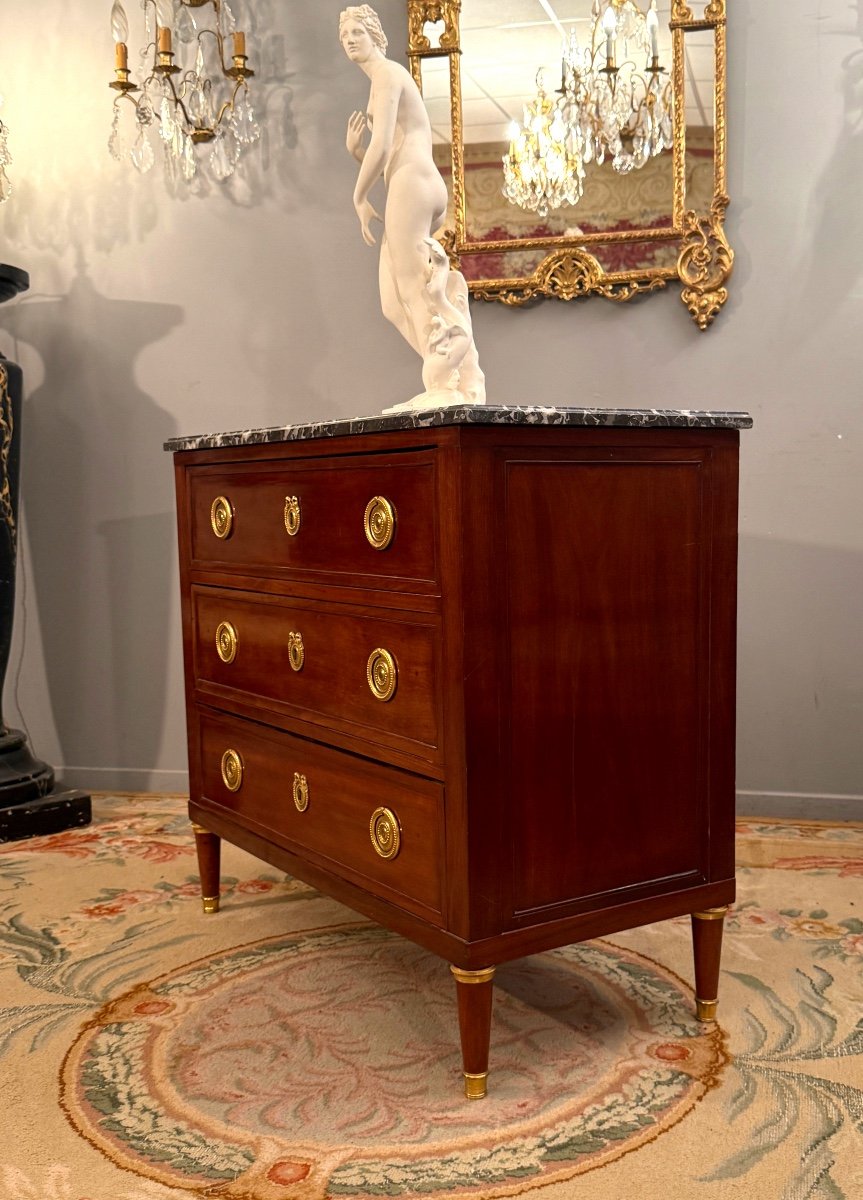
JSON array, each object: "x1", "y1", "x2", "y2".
[
  {"x1": 108, "y1": 0, "x2": 260, "y2": 183},
  {"x1": 560, "y1": 0, "x2": 672, "y2": 175},
  {"x1": 502, "y1": 72, "x2": 585, "y2": 219},
  {"x1": 0, "y1": 96, "x2": 11, "y2": 203}
]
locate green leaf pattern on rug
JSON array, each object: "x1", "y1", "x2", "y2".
[
  {"x1": 701, "y1": 966, "x2": 863, "y2": 1196},
  {"x1": 80, "y1": 1024, "x2": 255, "y2": 1181}
]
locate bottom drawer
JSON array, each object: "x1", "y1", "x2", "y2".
[{"x1": 195, "y1": 709, "x2": 445, "y2": 924}]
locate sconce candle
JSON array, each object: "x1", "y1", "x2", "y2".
[
  {"x1": 157, "y1": 25, "x2": 173, "y2": 54},
  {"x1": 602, "y1": 8, "x2": 616, "y2": 63},
  {"x1": 233, "y1": 31, "x2": 246, "y2": 57},
  {"x1": 647, "y1": 2, "x2": 659, "y2": 59}
]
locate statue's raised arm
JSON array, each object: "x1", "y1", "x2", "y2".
[{"x1": 339, "y1": 5, "x2": 485, "y2": 410}]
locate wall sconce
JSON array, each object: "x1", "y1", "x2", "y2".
[
  {"x1": 0, "y1": 95, "x2": 11, "y2": 203},
  {"x1": 108, "y1": 0, "x2": 260, "y2": 182}
]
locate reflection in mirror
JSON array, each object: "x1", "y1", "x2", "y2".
[
  {"x1": 423, "y1": 1, "x2": 714, "y2": 281},
  {"x1": 420, "y1": 56, "x2": 456, "y2": 232},
  {"x1": 409, "y1": 0, "x2": 731, "y2": 325}
]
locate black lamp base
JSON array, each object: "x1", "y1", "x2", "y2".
[{"x1": 0, "y1": 728, "x2": 92, "y2": 842}]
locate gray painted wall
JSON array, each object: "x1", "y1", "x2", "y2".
[{"x1": 0, "y1": 1, "x2": 860, "y2": 815}]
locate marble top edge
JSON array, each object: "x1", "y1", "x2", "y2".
[{"x1": 164, "y1": 405, "x2": 753, "y2": 451}]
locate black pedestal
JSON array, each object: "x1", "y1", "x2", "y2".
[{"x1": 0, "y1": 264, "x2": 92, "y2": 842}]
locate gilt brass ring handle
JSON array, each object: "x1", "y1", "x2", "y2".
[
  {"x1": 215, "y1": 620, "x2": 238, "y2": 664},
  {"x1": 211, "y1": 496, "x2": 234, "y2": 540},
  {"x1": 284, "y1": 495, "x2": 301, "y2": 537},
  {"x1": 367, "y1": 647, "x2": 397, "y2": 702},
  {"x1": 288, "y1": 630, "x2": 305, "y2": 672},
  {"x1": 364, "y1": 496, "x2": 396, "y2": 550},
  {"x1": 292, "y1": 771, "x2": 309, "y2": 813},
  {"x1": 220, "y1": 748, "x2": 244, "y2": 793},
  {"x1": 369, "y1": 806, "x2": 401, "y2": 860}
]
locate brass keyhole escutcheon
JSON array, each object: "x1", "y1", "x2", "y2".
[
  {"x1": 364, "y1": 496, "x2": 396, "y2": 550},
  {"x1": 369, "y1": 806, "x2": 401, "y2": 860},
  {"x1": 366, "y1": 648, "x2": 397, "y2": 702},
  {"x1": 210, "y1": 496, "x2": 234, "y2": 539},
  {"x1": 220, "y1": 749, "x2": 243, "y2": 793},
  {"x1": 215, "y1": 621, "x2": 238, "y2": 664},
  {"x1": 284, "y1": 495, "x2": 301, "y2": 537},
  {"x1": 292, "y1": 772, "x2": 309, "y2": 813},
  {"x1": 288, "y1": 630, "x2": 305, "y2": 672}
]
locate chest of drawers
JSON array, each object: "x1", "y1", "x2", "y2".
[{"x1": 168, "y1": 407, "x2": 750, "y2": 1099}]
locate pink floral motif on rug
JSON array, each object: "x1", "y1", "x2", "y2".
[{"x1": 60, "y1": 925, "x2": 726, "y2": 1199}]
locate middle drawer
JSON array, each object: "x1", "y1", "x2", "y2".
[{"x1": 192, "y1": 586, "x2": 441, "y2": 764}]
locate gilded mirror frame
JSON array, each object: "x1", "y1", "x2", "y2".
[{"x1": 407, "y1": 0, "x2": 732, "y2": 328}]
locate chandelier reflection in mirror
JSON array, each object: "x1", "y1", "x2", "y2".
[
  {"x1": 108, "y1": 0, "x2": 260, "y2": 183},
  {"x1": 503, "y1": 71, "x2": 584, "y2": 218},
  {"x1": 0, "y1": 96, "x2": 11, "y2": 203},
  {"x1": 502, "y1": 0, "x2": 672, "y2": 217}
]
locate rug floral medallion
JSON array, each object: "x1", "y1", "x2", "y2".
[
  {"x1": 1, "y1": 798, "x2": 862, "y2": 1200},
  {"x1": 59, "y1": 924, "x2": 726, "y2": 1199}
]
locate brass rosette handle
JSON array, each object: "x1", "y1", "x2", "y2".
[
  {"x1": 210, "y1": 496, "x2": 234, "y2": 539},
  {"x1": 215, "y1": 620, "x2": 238, "y2": 664},
  {"x1": 287, "y1": 630, "x2": 305, "y2": 672},
  {"x1": 292, "y1": 772, "x2": 309, "y2": 813},
  {"x1": 220, "y1": 748, "x2": 244, "y2": 793},
  {"x1": 369, "y1": 806, "x2": 401, "y2": 860},
  {"x1": 284, "y1": 495, "x2": 301, "y2": 537},
  {"x1": 366, "y1": 647, "x2": 397, "y2": 702},
  {"x1": 364, "y1": 496, "x2": 396, "y2": 550}
]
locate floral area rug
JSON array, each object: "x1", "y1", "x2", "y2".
[{"x1": 1, "y1": 797, "x2": 861, "y2": 1200}]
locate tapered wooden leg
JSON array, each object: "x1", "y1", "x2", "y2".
[
  {"x1": 191, "y1": 822, "x2": 221, "y2": 913},
  {"x1": 450, "y1": 965, "x2": 495, "y2": 1099},
  {"x1": 691, "y1": 906, "x2": 727, "y2": 1021}
]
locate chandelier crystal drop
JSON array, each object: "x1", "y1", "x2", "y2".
[
  {"x1": 108, "y1": 0, "x2": 260, "y2": 183},
  {"x1": 502, "y1": 73, "x2": 585, "y2": 219}
]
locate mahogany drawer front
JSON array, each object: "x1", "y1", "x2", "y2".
[
  {"x1": 197, "y1": 709, "x2": 445, "y2": 923},
  {"x1": 192, "y1": 587, "x2": 441, "y2": 761},
  {"x1": 188, "y1": 454, "x2": 437, "y2": 588}
]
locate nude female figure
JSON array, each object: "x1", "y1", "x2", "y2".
[{"x1": 339, "y1": 5, "x2": 484, "y2": 407}]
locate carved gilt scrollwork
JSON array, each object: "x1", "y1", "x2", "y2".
[
  {"x1": 678, "y1": 197, "x2": 733, "y2": 330},
  {"x1": 670, "y1": 0, "x2": 695, "y2": 24},
  {"x1": 437, "y1": 228, "x2": 462, "y2": 272},
  {"x1": 470, "y1": 250, "x2": 669, "y2": 307},
  {"x1": 407, "y1": 0, "x2": 461, "y2": 55}
]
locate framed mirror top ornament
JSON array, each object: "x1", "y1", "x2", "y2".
[{"x1": 407, "y1": 0, "x2": 732, "y2": 328}]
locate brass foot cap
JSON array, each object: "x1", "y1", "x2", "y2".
[
  {"x1": 202, "y1": 896, "x2": 220, "y2": 914},
  {"x1": 696, "y1": 998, "x2": 718, "y2": 1022},
  {"x1": 463, "y1": 1071, "x2": 488, "y2": 1100}
]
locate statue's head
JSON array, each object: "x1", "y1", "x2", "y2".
[{"x1": 339, "y1": 6, "x2": 388, "y2": 58}]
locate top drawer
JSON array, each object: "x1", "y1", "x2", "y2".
[{"x1": 186, "y1": 452, "x2": 437, "y2": 589}]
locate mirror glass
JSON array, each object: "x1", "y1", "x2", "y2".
[{"x1": 409, "y1": 0, "x2": 731, "y2": 325}]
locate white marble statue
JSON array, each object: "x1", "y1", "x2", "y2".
[{"x1": 340, "y1": 5, "x2": 485, "y2": 411}]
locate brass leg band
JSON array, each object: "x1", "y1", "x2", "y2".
[
  {"x1": 450, "y1": 965, "x2": 495, "y2": 985},
  {"x1": 201, "y1": 895, "x2": 220, "y2": 914},
  {"x1": 463, "y1": 1071, "x2": 488, "y2": 1100},
  {"x1": 696, "y1": 998, "x2": 718, "y2": 1022},
  {"x1": 693, "y1": 907, "x2": 728, "y2": 920}
]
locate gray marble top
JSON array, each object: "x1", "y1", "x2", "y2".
[{"x1": 164, "y1": 405, "x2": 753, "y2": 452}]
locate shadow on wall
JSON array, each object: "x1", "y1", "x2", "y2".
[
  {"x1": 2, "y1": 260, "x2": 181, "y2": 781},
  {"x1": 796, "y1": 0, "x2": 863, "y2": 332},
  {"x1": 737, "y1": 534, "x2": 863, "y2": 801}
]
